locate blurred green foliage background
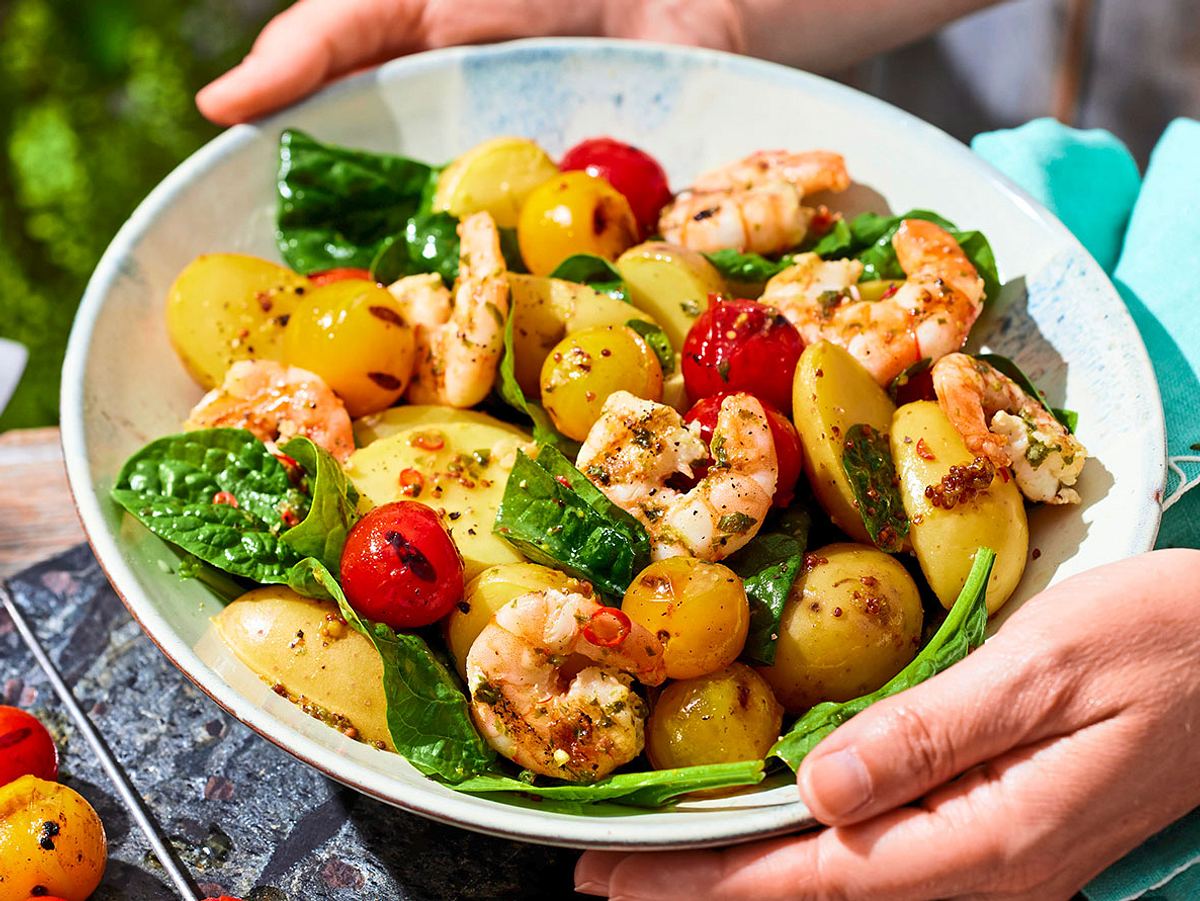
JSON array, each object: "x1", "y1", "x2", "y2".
[{"x1": 0, "y1": 0, "x2": 288, "y2": 430}]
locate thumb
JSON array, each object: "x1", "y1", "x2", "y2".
[{"x1": 795, "y1": 631, "x2": 1075, "y2": 827}]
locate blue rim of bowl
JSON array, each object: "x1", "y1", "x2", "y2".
[{"x1": 59, "y1": 37, "x2": 1166, "y2": 850}]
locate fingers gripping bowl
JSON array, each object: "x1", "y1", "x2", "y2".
[{"x1": 61, "y1": 39, "x2": 1164, "y2": 849}]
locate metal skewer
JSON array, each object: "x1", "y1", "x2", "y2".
[{"x1": 1, "y1": 583, "x2": 203, "y2": 901}]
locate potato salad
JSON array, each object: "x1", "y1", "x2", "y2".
[{"x1": 111, "y1": 129, "x2": 1088, "y2": 805}]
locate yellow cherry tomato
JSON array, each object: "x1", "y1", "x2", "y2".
[
  {"x1": 0, "y1": 776, "x2": 107, "y2": 901},
  {"x1": 283, "y1": 279, "x2": 416, "y2": 417},
  {"x1": 517, "y1": 172, "x2": 639, "y2": 276},
  {"x1": 540, "y1": 325, "x2": 664, "y2": 441},
  {"x1": 621, "y1": 558, "x2": 749, "y2": 680}
]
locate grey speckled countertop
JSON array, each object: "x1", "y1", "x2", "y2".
[{"x1": 1, "y1": 544, "x2": 580, "y2": 900}]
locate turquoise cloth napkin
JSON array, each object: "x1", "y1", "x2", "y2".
[{"x1": 972, "y1": 118, "x2": 1200, "y2": 901}]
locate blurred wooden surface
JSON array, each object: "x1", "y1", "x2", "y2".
[{"x1": 0, "y1": 427, "x2": 83, "y2": 580}]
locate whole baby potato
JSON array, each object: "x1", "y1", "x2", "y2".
[
  {"x1": 891, "y1": 400, "x2": 1028, "y2": 614},
  {"x1": 432, "y1": 136, "x2": 559, "y2": 228},
  {"x1": 792, "y1": 341, "x2": 897, "y2": 544},
  {"x1": 445, "y1": 563, "x2": 586, "y2": 679},
  {"x1": 283, "y1": 279, "x2": 416, "y2": 417},
  {"x1": 646, "y1": 663, "x2": 783, "y2": 770},
  {"x1": 0, "y1": 775, "x2": 107, "y2": 901},
  {"x1": 166, "y1": 253, "x2": 309, "y2": 388},
  {"x1": 756, "y1": 543, "x2": 924, "y2": 713},
  {"x1": 213, "y1": 586, "x2": 394, "y2": 749},
  {"x1": 540, "y1": 325, "x2": 664, "y2": 441},
  {"x1": 622, "y1": 558, "x2": 750, "y2": 680}
]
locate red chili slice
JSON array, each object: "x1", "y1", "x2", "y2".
[
  {"x1": 398, "y1": 468, "x2": 425, "y2": 498},
  {"x1": 212, "y1": 491, "x2": 238, "y2": 507},
  {"x1": 583, "y1": 607, "x2": 632, "y2": 648}
]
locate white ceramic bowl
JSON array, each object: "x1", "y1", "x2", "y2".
[{"x1": 61, "y1": 38, "x2": 1165, "y2": 849}]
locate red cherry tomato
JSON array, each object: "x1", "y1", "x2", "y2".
[
  {"x1": 340, "y1": 501, "x2": 464, "y2": 629},
  {"x1": 0, "y1": 706, "x2": 58, "y2": 786},
  {"x1": 308, "y1": 267, "x2": 376, "y2": 286},
  {"x1": 560, "y1": 137, "x2": 672, "y2": 239},
  {"x1": 682, "y1": 297, "x2": 803, "y2": 414},
  {"x1": 684, "y1": 391, "x2": 804, "y2": 508}
]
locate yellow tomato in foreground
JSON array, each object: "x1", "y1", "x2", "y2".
[
  {"x1": 0, "y1": 776, "x2": 106, "y2": 901},
  {"x1": 517, "y1": 172, "x2": 639, "y2": 275}
]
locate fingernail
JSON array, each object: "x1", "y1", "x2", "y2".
[
  {"x1": 802, "y1": 748, "x2": 872, "y2": 818},
  {"x1": 575, "y1": 879, "x2": 609, "y2": 896}
]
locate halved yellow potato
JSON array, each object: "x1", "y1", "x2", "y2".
[
  {"x1": 213, "y1": 586, "x2": 394, "y2": 749},
  {"x1": 792, "y1": 342, "x2": 896, "y2": 544},
  {"x1": 432, "y1": 136, "x2": 559, "y2": 228},
  {"x1": 344, "y1": 418, "x2": 530, "y2": 578},
  {"x1": 507, "y1": 273, "x2": 656, "y2": 397},
  {"x1": 166, "y1": 253, "x2": 309, "y2": 389},
  {"x1": 616, "y1": 241, "x2": 725, "y2": 349},
  {"x1": 891, "y1": 401, "x2": 1028, "y2": 614},
  {"x1": 353, "y1": 406, "x2": 528, "y2": 447}
]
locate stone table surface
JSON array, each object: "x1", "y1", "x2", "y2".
[{"x1": 0, "y1": 430, "x2": 580, "y2": 899}]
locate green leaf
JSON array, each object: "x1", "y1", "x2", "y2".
[
  {"x1": 289, "y1": 558, "x2": 495, "y2": 781},
  {"x1": 549, "y1": 253, "x2": 628, "y2": 302},
  {"x1": 977, "y1": 353, "x2": 1079, "y2": 434},
  {"x1": 278, "y1": 436, "x2": 360, "y2": 576},
  {"x1": 840, "y1": 423, "x2": 909, "y2": 552},
  {"x1": 729, "y1": 509, "x2": 810, "y2": 666},
  {"x1": 276, "y1": 129, "x2": 434, "y2": 274},
  {"x1": 703, "y1": 248, "x2": 794, "y2": 283},
  {"x1": 809, "y1": 219, "x2": 854, "y2": 257},
  {"x1": 496, "y1": 309, "x2": 580, "y2": 454},
  {"x1": 110, "y1": 429, "x2": 308, "y2": 584},
  {"x1": 453, "y1": 760, "x2": 764, "y2": 807},
  {"x1": 771, "y1": 547, "x2": 995, "y2": 771},
  {"x1": 625, "y1": 319, "x2": 676, "y2": 373},
  {"x1": 494, "y1": 447, "x2": 651, "y2": 598}
]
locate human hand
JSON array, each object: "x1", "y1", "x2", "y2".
[
  {"x1": 196, "y1": 0, "x2": 745, "y2": 125},
  {"x1": 577, "y1": 548, "x2": 1200, "y2": 900}
]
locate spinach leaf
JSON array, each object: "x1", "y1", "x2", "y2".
[
  {"x1": 371, "y1": 209, "x2": 461, "y2": 285},
  {"x1": 703, "y1": 248, "x2": 794, "y2": 283},
  {"x1": 290, "y1": 558, "x2": 494, "y2": 781},
  {"x1": 452, "y1": 760, "x2": 764, "y2": 807},
  {"x1": 111, "y1": 429, "x2": 309, "y2": 584},
  {"x1": 494, "y1": 447, "x2": 651, "y2": 598},
  {"x1": 549, "y1": 254, "x2": 628, "y2": 302},
  {"x1": 771, "y1": 548, "x2": 995, "y2": 770},
  {"x1": 977, "y1": 353, "x2": 1079, "y2": 433},
  {"x1": 729, "y1": 509, "x2": 810, "y2": 666},
  {"x1": 278, "y1": 436, "x2": 360, "y2": 576},
  {"x1": 496, "y1": 311, "x2": 580, "y2": 454},
  {"x1": 276, "y1": 129, "x2": 434, "y2": 274},
  {"x1": 626, "y1": 319, "x2": 677, "y2": 372},
  {"x1": 840, "y1": 423, "x2": 909, "y2": 552},
  {"x1": 808, "y1": 219, "x2": 854, "y2": 258}
]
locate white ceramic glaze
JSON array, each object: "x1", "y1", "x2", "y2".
[{"x1": 60, "y1": 38, "x2": 1165, "y2": 850}]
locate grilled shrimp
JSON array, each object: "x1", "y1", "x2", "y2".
[
  {"x1": 658, "y1": 150, "x2": 851, "y2": 256},
  {"x1": 184, "y1": 359, "x2": 354, "y2": 461},
  {"x1": 390, "y1": 212, "x2": 509, "y2": 408},
  {"x1": 760, "y1": 218, "x2": 985, "y2": 384},
  {"x1": 466, "y1": 588, "x2": 666, "y2": 782},
  {"x1": 932, "y1": 353, "x2": 1087, "y2": 504},
  {"x1": 576, "y1": 391, "x2": 777, "y2": 561}
]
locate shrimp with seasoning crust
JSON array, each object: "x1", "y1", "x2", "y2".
[
  {"x1": 932, "y1": 353, "x2": 1087, "y2": 505},
  {"x1": 467, "y1": 588, "x2": 666, "y2": 782},
  {"x1": 184, "y1": 359, "x2": 354, "y2": 461},
  {"x1": 389, "y1": 211, "x2": 509, "y2": 407},
  {"x1": 658, "y1": 150, "x2": 851, "y2": 255},
  {"x1": 760, "y1": 218, "x2": 985, "y2": 385},
  {"x1": 576, "y1": 391, "x2": 777, "y2": 561}
]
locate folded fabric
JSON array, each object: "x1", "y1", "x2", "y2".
[{"x1": 972, "y1": 117, "x2": 1200, "y2": 901}]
